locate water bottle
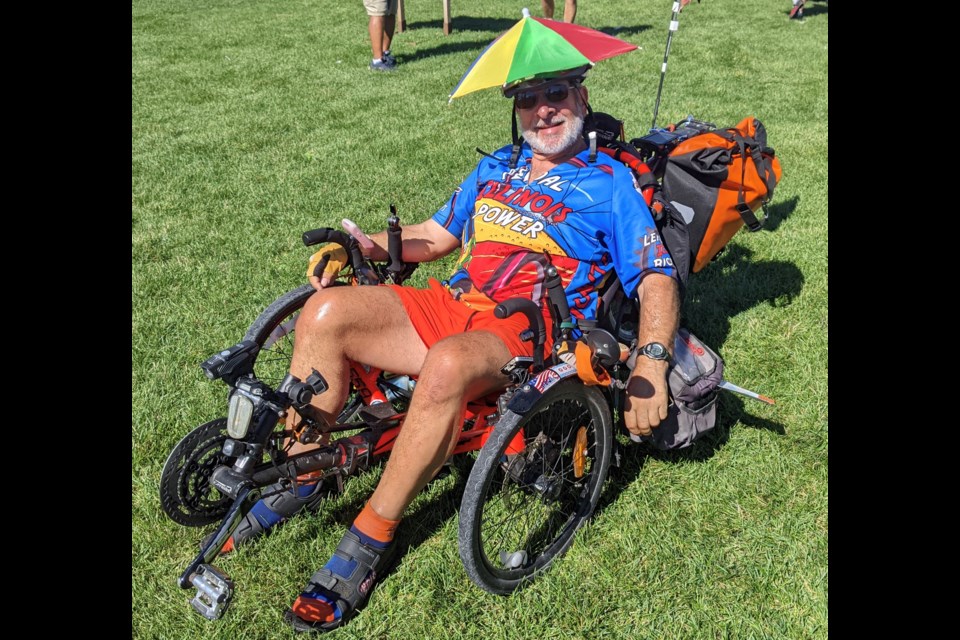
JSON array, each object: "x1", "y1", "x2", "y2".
[{"x1": 383, "y1": 374, "x2": 415, "y2": 402}]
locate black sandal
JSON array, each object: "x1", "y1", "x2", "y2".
[{"x1": 285, "y1": 529, "x2": 397, "y2": 633}]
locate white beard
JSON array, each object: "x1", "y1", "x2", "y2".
[{"x1": 522, "y1": 113, "x2": 585, "y2": 155}]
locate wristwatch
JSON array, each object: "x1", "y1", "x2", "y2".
[{"x1": 638, "y1": 342, "x2": 671, "y2": 361}]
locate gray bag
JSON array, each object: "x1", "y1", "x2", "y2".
[{"x1": 635, "y1": 327, "x2": 724, "y2": 450}]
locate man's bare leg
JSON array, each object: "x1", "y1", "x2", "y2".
[
  {"x1": 211, "y1": 285, "x2": 426, "y2": 553},
  {"x1": 367, "y1": 330, "x2": 514, "y2": 520},
  {"x1": 288, "y1": 285, "x2": 428, "y2": 425},
  {"x1": 288, "y1": 328, "x2": 515, "y2": 628}
]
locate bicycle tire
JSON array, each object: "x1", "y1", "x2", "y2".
[
  {"x1": 458, "y1": 379, "x2": 613, "y2": 594},
  {"x1": 243, "y1": 283, "x2": 317, "y2": 387}
]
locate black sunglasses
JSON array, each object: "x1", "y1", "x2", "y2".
[{"x1": 514, "y1": 82, "x2": 575, "y2": 110}]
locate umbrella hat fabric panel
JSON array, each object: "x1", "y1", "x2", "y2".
[{"x1": 449, "y1": 16, "x2": 638, "y2": 101}]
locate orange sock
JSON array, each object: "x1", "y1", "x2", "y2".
[{"x1": 352, "y1": 502, "x2": 400, "y2": 545}]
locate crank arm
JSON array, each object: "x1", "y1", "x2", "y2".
[{"x1": 178, "y1": 485, "x2": 261, "y2": 589}]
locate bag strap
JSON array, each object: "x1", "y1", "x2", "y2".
[
  {"x1": 714, "y1": 129, "x2": 765, "y2": 232},
  {"x1": 508, "y1": 109, "x2": 522, "y2": 169}
]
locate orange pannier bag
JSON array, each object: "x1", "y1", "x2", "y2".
[{"x1": 658, "y1": 116, "x2": 782, "y2": 275}]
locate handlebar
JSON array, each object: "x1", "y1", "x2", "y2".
[
  {"x1": 302, "y1": 228, "x2": 370, "y2": 283},
  {"x1": 544, "y1": 265, "x2": 574, "y2": 338},
  {"x1": 386, "y1": 204, "x2": 404, "y2": 279},
  {"x1": 495, "y1": 299, "x2": 545, "y2": 372}
]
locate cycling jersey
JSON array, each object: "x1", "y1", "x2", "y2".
[{"x1": 431, "y1": 143, "x2": 676, "y2": 324}]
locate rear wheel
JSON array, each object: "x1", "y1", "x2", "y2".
[{"x1": 458, "y1": 379, "x2": 612, "y2": 594}]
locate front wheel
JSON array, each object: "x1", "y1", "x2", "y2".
[
  {"x1": 243, "y1": 284, "x2": 316, "y2": 388},
  {"x1": 458, "y1": 379, "x2": 613, "y2": 594}
]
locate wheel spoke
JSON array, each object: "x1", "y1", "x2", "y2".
[{"x1": 467, "y1": 384, "x2": 611, "y2": 587}]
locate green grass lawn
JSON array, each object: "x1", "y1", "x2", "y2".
[{"x1": 133, "y1": 0, "x2": 827, "y2": 637}]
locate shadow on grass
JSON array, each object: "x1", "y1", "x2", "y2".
[
  {"x1": 398, "y1": 38, "x2": 504, "y2": 65},
  {"x1": 681, "y1": 244, "x2": 804, "y2": 349},
  {"x1": 596, "y1": 393, "x2": 786, "y2": 516},
  {"x1": 595, "y1": 236, "x2": 800, "y2": 511},
  {"x1": 404, "y1": 16, "x2": 516, "y2": 33},
  {"x1": 762, "y1": 194, "x2": 798, "y2": 232}
]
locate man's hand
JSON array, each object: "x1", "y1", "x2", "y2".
[
  {"x1": 306, "y1": 244, "x2": 348, "y2": 290},
  {"x1": 623, "y1": 357, "x2": 670, "y2": 437}
]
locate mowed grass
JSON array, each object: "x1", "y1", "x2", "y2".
[{"x1": 133, "y1": 0, "x2": 827, "y2": 638}]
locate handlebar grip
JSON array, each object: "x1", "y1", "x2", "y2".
[
  {"x1": 386, "y1": 222, "x2": 403, "y2": 274},
  {"x1": 301, "y1": 228, "x2": 365, "y2": 274},
  {"x1": 544, "y1": 265, "x2": 573, "y2": 330},
  {"x1": 302, "y1": 228, "x2": 350, "y2": 248}
]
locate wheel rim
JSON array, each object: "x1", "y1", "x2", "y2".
[
  {"x1": 475, "y1": 392, "x2": 605, "y2": 582},
  {"x1": 251, "y1": 307, "x2": 301, "y2": 387}
]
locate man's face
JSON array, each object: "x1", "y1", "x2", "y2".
[{"x1": 515, "y1": 80, "x2": 588, "y2": 156}]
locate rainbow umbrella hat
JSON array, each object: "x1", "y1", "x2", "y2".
[{"x1": 449, "y1": 8, "x2": 638, "y2": 103}]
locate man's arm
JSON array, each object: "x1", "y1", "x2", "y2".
[
  {"x1": 364, "y1": 219, "x2": 460, "y2": 263},
  {"x1": 623, "y1": 272, "x2": 680, "y2": 437},
  {"x1": 308, "y1": 219, "x2": 460, "y2": 289}
]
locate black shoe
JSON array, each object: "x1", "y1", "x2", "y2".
[
  {"x1": 287, "y1": 530, "x2": 397, "y2": 632},
  {"x1": 200, "y1": 479, "x2": 323, "y2": 553}
]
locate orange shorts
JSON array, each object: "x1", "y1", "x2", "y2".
[{"x1": 388, "y1": 278, "x2": 552, "y2": 358}]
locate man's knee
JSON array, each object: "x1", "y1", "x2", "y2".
[
  {"x1": 296, "y1": 288, "x2": 351, "y2": 334},
  {"x1": 417, "y1": 336, "x2": 509, "y2": 402},
  {"x1": 415, "y1": 343, "x2": 476, "y2": 403}
]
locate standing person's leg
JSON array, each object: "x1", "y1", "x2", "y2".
[
  {"x1": 542, "y1": 0, "x2": 555, "y2": 20},
  {"x1": 365, "y1": 0, "x2": 396, "y2": 69},
  {"x1": 381, "y1": 0, "x2": 395, "y2": 57},
  {"x1": 381, "y1": 0, "x2": 397, "y2": 67},
  {"x1": 368, "y1": 15, "x2": 385, "y2": 61},
  {"x1": 564, "y1": 0, "x2": 577, "y2": 23}
]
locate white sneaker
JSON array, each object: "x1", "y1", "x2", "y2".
[{"x1": 369, "y1": 59, "x2": 396, "y2": 72}]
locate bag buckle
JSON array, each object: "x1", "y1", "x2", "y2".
[{"x1": 736, "y1": 202, "x2": 763, "y2": 231}]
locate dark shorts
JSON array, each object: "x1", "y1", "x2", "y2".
[{"x1": 388, "y1": 278, "x2": 551, "y2": 358}]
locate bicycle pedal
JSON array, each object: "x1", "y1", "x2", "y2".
[{"x1": 189, "y1": 564, "x2": 234, "y2": 620}]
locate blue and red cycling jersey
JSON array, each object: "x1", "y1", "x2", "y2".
[{"x1": 431, "y1": 143, "x2": 676, "y2": 324}]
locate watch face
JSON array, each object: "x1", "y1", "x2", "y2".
[{"x1": 642, "y1": 342, "x2": 668, "y2": 360}]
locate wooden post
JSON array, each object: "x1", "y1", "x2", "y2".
[
  {"x1": 443, "y1": 0, "x2": 452, "y2": 35},
  {"x1": 397, "y1": 0, "x2": 406, "y2": 33}
]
